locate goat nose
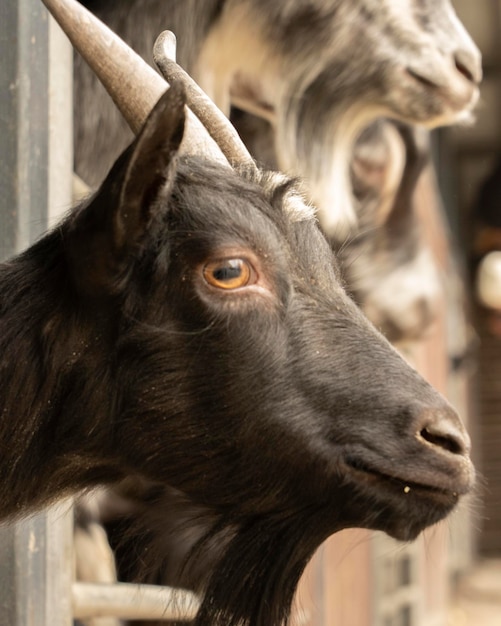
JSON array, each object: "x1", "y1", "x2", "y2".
[
  {"x1": 453, "y1": 48, "x2": 482, "y2": 85},
  {"x1": 416, "y1": 407, "x2": 471, "y2": 457}
]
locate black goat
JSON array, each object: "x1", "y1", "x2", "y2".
[{"x1": 2, "y1": 81, "x2": 473, "y2": 626}]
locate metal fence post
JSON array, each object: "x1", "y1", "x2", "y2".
[{"x1": 0, "y1": 1, "x2": 74, "y2": 624}]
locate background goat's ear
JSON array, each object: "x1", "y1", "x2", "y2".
[{"x1": 114, "y1": 81, "x2": 186, "y2": 251}]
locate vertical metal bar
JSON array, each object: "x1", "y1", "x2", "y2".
[
  {"x1": 0, "y1": 0, "x2": 49, "y2": 258},
  {"x1": 0, "y1": 1, "x2": 74, "y2": 624},
  {"x1": 0, "y1": 0, "x2": 19, "y2": 258},
  {"x1": 43, "y1": 502, "x2": 74, "y2": 625},
  {"x1": 0, "y1": 506, "x2": 73, "y2": 626}
]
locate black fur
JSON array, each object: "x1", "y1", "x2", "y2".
[{"x1": 2, "y1": 85, "x2": 472, "y2": 626}]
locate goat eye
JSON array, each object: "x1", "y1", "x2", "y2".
[{"x1": 203, "y1": 259, "x2": 252, "y2": 289}]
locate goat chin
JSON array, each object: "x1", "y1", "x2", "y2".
[
  {"x1": 75, "y1": 479, "x2": 445, "y2": 626},
  {"x1": 91, "y1": 454, "x2": 462, "y2": 607}
]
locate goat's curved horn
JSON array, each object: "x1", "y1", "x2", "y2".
[
  {"x1": 154, "y1": 32, "x2": 256, "y2": 169},
  {"x1": 41, "y1": 0, "x2": 229, "y2": 165}
]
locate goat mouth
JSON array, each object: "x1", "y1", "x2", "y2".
[
  {"x1": 403, "y1": 67, "x2": 478, "y2": 113},
  {"x1": 344, "y1": 456, "x2": 461, "y2": 504},
  {"x1": 405, "y1": 67, "x2": 441, "y2": 90}
]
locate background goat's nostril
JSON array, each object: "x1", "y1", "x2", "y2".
[
  {"x1": 419, "y1": 424, "x2": 464, "y2": 455},
  {"x1": 453, "y1": 50, "x2": 480, "y2": 84}
]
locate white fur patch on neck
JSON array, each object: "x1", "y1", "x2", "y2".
[{"x1": 361, "y1": 246, "x2": 441, "y2": 338}]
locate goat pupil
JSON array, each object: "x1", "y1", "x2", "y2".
[{"x1": 214, "y1": 262, "x2": 241, "y2": 281}]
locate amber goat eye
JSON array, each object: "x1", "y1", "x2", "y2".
[{"x1": 203, "y1": 259, "x2": 252, "y2": 290}]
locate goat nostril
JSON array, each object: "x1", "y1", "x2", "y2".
[
  {"x1": 454, "y1": 50, "x2": 481, "y2": 85},
  {"x1": 455, "y1": 59, "x2": 474, "y2": 83},
  {"x1": 416, "y1": 407, "x2": 470, "y2": 457},
  {"x1": 420, "y1": 426, "x2": 463, "y2": 455}
]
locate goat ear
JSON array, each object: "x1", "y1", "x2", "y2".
[
  {"x1": 114, "y1": 81, "x2": 187, "y2": 251},
  {"x1": 67, "y1": 83, "x2": 186, "y2": 298}
]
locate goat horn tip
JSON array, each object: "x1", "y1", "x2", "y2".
[{"x1": 154, "y1": 31, "x2": 178, "y2": 64}]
